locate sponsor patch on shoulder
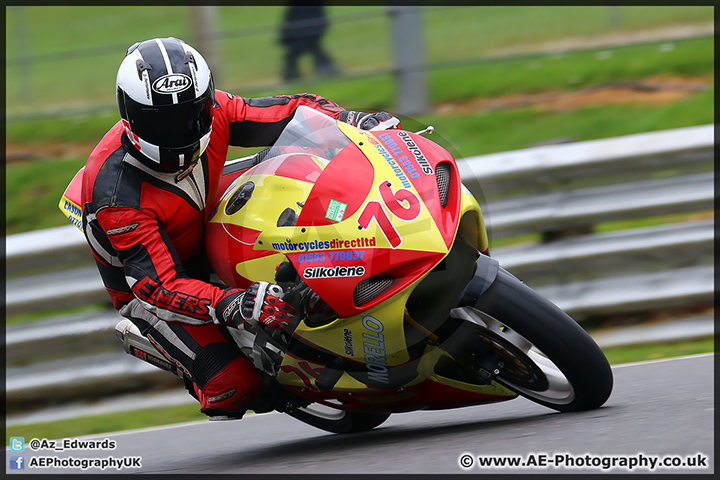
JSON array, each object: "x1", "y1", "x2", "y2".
[{"x1": 106, "y1": 223, "x2": 139, "y2": 236}]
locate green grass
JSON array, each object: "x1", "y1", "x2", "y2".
[
  {"x1": 420, "y1": 6, "x2": 713, "y2": 63},
  {"x1": 6, "y1": 85, "x2": 713, "y2": 236},
  {"x1": 6, "y1": 336, "x2": 713, "y2": 443},
  {"x1": 5, "y1": 33, "x2": 714, "y2": 236},
  {"x1": 6, "y1": 403, "x2": 207, "y2": 444},
  {"x1": 594, "y1": 211, "x2": 715, "y2": 235},
  {"x1": 6, "y1": 34, "x2": 713, "y2": 139},
  {"x1": 414, "y1": 88, "x2": 713, "y2": 157},
  {"x1": 601, "y1": 336, "x2": 714, "y2": 366},
  {"x1": 5, "y1": 6, "x2": 712, "y2": 114},
  {"x1": 8, "y1": 6, "x2": 711, "y2": 62},
  {"x1": 427, "y1": 37, "x2": 713, "y2": 102},
  {"x1": 6, "y1": 157, "x2": 87, "y2": 235}
]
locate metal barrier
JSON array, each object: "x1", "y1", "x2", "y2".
[{"x1": 5, "y1": 124, "x2": 714, "y2": 412}]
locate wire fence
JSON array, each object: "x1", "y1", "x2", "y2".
[{"x1": 6, "y1": 6, "x2": 713, "y2": 122}]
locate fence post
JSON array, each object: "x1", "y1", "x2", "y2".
[
  {"x1": 189, "y1": 5, "x2": 222, "y2": 87},
  {"x1": 388, "y1": 6, "x2": 429, "y2": 116},
  {"x1": 608, "y1": 6, "x2": 624, "y2": 27}
]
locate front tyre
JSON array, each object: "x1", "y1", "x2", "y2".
[
  {"x1": 454, "y1": 268, "x2": 613, "y2": 412},
  {"x1": 285, "y1": 403, "x2": 390, "y2": 434}
]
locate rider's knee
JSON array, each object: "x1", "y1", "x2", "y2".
[{"x1": 192, "y1": 344, "x2": 263, "y2": 415}]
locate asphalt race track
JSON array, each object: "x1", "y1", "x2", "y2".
[{"x1": 8, "y1": 354, "x2": 714, "y2": 475}]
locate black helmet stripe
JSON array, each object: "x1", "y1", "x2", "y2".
[
  {"x1": 157, "y1": 38, "x2": 199, "y2": 104},
  {"x1": 140, "y1": 38, "x2": 198, "y2": 106},
  {"x1": 136, "y1": 40, "x2": 171, "y2": 106}
]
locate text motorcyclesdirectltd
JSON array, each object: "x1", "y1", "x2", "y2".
[{"x1": 271, "y1": 237, "x2": 376, "y2": 252}]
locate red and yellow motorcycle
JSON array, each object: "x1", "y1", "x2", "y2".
[{"x1": 62, "y1": 106, "x2": 613, "y2": 434}]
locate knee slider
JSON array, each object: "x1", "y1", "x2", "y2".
[
  {"x1": 192, "y1": 342, "x2": 243, "y2": 390},
  {"x1": 192, "y1": 344, "x2": 263, "y2": 412}
]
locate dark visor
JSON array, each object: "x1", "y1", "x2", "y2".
[{"x1": 125, "y1": 89, "x2": 214, "y2": 148}]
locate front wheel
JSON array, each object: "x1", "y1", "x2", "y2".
[
  {"x1": 452, "y1": 268, "x2": 613, "y2": 412},
  {"x1": 284, "y1": 402, "x2": 391, "y2": 434}
]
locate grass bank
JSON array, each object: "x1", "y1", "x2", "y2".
[
  {"x1": 7, "y1": 35, "x2": 712, "y2": 235},
  {"x1": 6, "y1": 86, "x2": 712, "y2": 236},
  {"x1": 6, "y1": 6, "x2": 712, "y2": 113}
]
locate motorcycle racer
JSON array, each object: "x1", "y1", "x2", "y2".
[{"x1": 81, "y1": 37, "x2": 399, "y2": 419}]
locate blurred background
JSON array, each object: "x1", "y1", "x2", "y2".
[
  {"x1": 5, "y1": 5, "x2": 714, "y2": 232},
  {"x1": 5, "y1": 5, "x2": 714, "y2": 439}
]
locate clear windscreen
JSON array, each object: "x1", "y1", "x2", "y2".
[{"x1": 264, "y1": 106, "x2": 352, "y2": 162}]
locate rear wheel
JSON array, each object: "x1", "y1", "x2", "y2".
[
  {"x1": 452, "y1": 268, "x2": 613, "y2": 412},
  {"x1": 285, "y1": 403, "x2": 390, "y2": 434}
]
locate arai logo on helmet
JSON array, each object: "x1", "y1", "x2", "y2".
[{"x1": 152, "y1": 74, "x2": 192, "y2": 94}]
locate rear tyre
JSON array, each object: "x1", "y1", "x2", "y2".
[
  {"x1": 455, "y1": 268, "x2": 613, "y2": 412},
  {"x1": 285, "y1": 403, "x2": 390, "y2": 434}
]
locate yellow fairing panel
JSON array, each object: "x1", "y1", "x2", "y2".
[
  {"x1": 209, "y1": 173, "x2": 316, "y2": 231},
  {"x1": 255, "y1": 126, "x2": 449, "y2": 256}
]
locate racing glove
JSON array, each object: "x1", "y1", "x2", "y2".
[
  {"x1": 216, "y1": 282, "x2": 296, "y2": 330},
  {"x1": 340, "y1": 110, "x2": 401, "y2": 131}
]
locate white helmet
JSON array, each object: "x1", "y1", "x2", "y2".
[{"x1": 116, "y1": 37, "x2": 214, "y2": 172}]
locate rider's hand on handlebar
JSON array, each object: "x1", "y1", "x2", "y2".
[
  {"x1": 341, "y1": 110, "x2": 401, "y2": 131},
  {"x1": 240, "y1": 282, "x2": 296, "y2": 330},
  {"x1": 216, "y1": 282, "x2": 295, "y2": 330}
]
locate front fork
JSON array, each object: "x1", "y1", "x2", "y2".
[{"x1": 437, "y1": 253, "x2": 505, "y2": 384}]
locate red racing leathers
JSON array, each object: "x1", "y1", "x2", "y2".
[{"x1": 81, "y1": 91, "x2": 345, "y2": 416}]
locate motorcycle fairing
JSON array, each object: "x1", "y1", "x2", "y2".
[
  {"x1": 254, "y1": 124, "x2": 458, "y2": 317},
  {"x1": 206, "y1": 153, "x2": 328, "y2": 287},
  {"x1": 205, "y1": 107, "x2": 511, "y2": 409},
  {"x1": 277, "y1": 343, "x2": 517, "y2": 413},
  {"x1": 59, "y1": 166, "x2": 86, "y2": 232},
  {"x1": 347, "y1": 124, "x2": 463, "y2": 251}
]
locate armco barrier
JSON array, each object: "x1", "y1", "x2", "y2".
[{"x1": 5, "y1": 124, "x2": 714, "y2": 412}]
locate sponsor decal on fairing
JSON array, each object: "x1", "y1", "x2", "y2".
[
  {"x1": 271, "y1": 237, "x2": 376, "y2": 252},
  {"x1": 325, "y1": 199, "x2": 348, "y2": 222},
  {"x1": 397, "y1": 131, "x2": 434, "y2": 175},
  {"x1": 302, "y1": 265, "x2": 365, "y2": 279},
  {"x1": 362, "y1": 316, "x2": 389, "y2": 384},
  {"x1": 343, "y1": 328, "x2": 355, "y2": 356}
]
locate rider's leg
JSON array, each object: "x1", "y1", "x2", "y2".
[{"x1": 124, "y1": 309, "x2": 263, "y2": 419}]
